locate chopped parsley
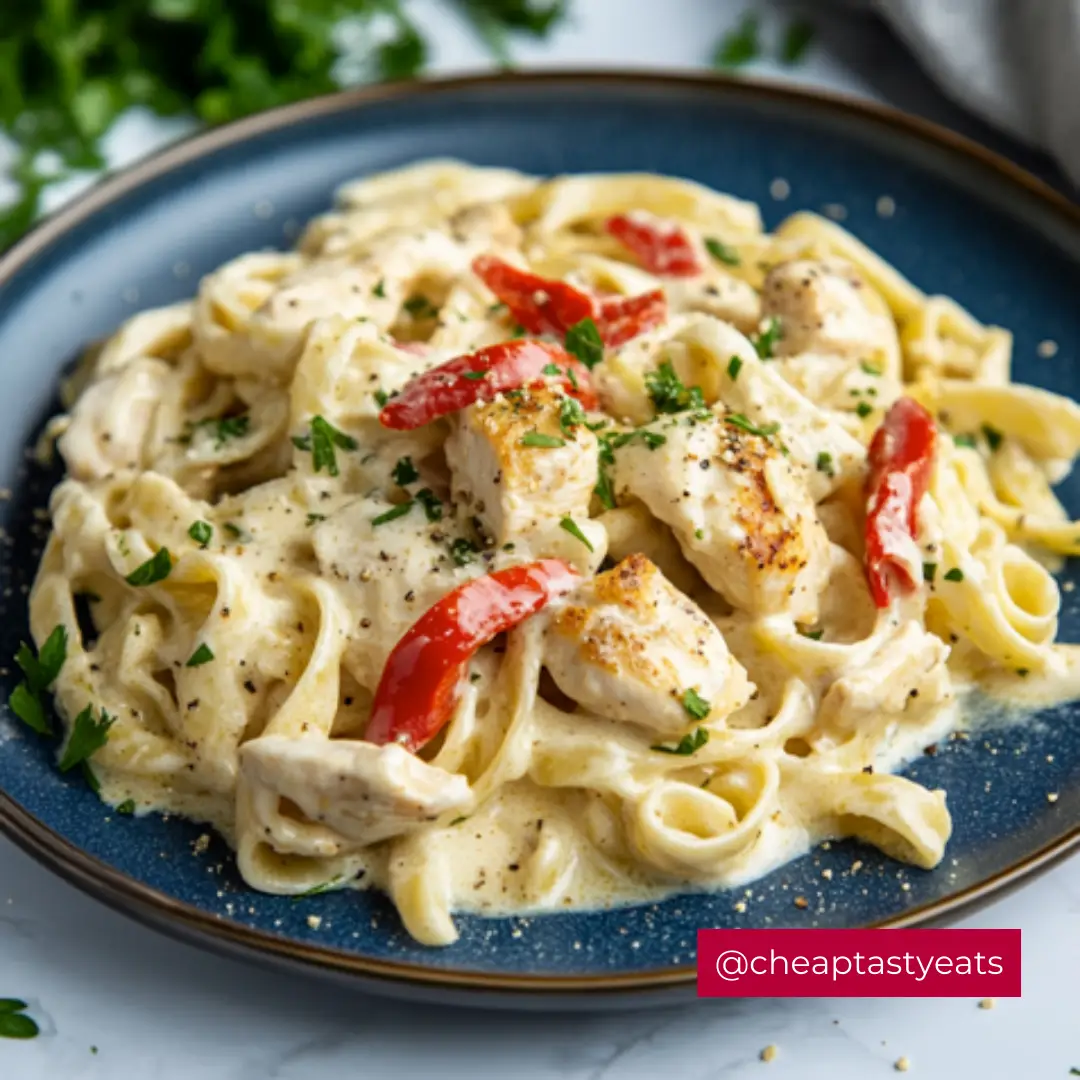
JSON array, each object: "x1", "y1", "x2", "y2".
[
  {"x1": 953, "y1": 433, "x2": 977, "y2": 449},
  {"x1": 859, "y1": 360, "x2": 882, "y2": 376},
  {"x1": 641, "y1": 430, "x2": 667, "y2": 450},
  {"x1": 306, "y1": 513, "x2": 326, "y2": 527},
  {"x1": 944, "y1": 568, "x2": 964, "y2": 582},
  {"x1": 727, "y1": 355, "x2": 743, "y2": 380},
  {"x1": 372, "y1": 502, "x2": 413, "y2": 527},
  {"x1": 0, "y1": 999, "x2": 38, "y2": 1040},
  {"x1": 559, "y1": 516, "x2": 594, "y2": 552},
  {"x1": 450, "y1": 538, "x2": 477, "y2": 566},
  {"x1": 695, "y1": 528, "x2": 705, "y2": 540},
  {"x1": 294, "y1": 415, "x2": 357, "y2": 478},
  {"x1": 10, "y1": 624, "x2": 67, "y2": 735},
  {"x1": 646, "y1": 361, "x2": 705, "y2": 414},
  {"x1": 58, "y1": 704, "x2": 115, "y2": 773},
  {"x1": 855, "y1": 400, "x2": 874, "y2": 418},
  {"x1": 713, "y1": 12, "x2": 759, "y2": 67},
  {"x1": 116, "y1": 799, "x2": 136, "y2": 815},
  {"x1": 188, "y1": 520, "x2": 212, "y2": 548},
  {"x1": 392, "y1": 456, "x2": 419, "y2": 486},
  {"x1": 125, "y1": 548, "x2": 172, "y2": 586},
  {"x1": 652, "y1": 726, "x2": 710, "y2": 755},
  {"x1": 1017, "y1": 668, "x2": 1030, "y2": 678},
  {"x1": 373, "y1": 279, "x2": 386, "y2": 298},
  {"x1": 705, "y1": 237, "x2": 740, "y2": 266},
  {"x1": 415, "y1": 488, "x2": 443, "y2": 522},
  {"x1": 780, "y1": 19, "x2": 815, "y2": 65},
  {"x1": 681, "y1": 688, "x2": 712, "y2": 720},
  {"x1": 541, "y1": 362, "x2": 564, "y2": 376},
  {"x1": 374, "y1": 389, "x2": 390, "y2": 408},
  {"x1": 594, "y1": 469, "x2": 617, "y2": 511},
  {"x1": 816, "y1": 451, "x2": 835, "y2": 477},
  {"x1": 559, "y1": 396, "x2": 587, "y2": 435},
  {"x1": 223, "y1": 522, "x2": 250, "y2": 542},
  {"x1": 923, "y1": 562, "x2": 938, "y2": 583},
  {"x1": 565, "y1": 317, "x2": 604, "y2": 370},
  {"x1": 982, "y1": 424, "x2": 1004, "y2": 451},
  {"x1": 195, "y1": 412, "x2": 249, "y2": 448},
  {"x1": 448, "y1": 815, "x2": 470, "y2": 827},
  {"x1": 185, "y1": 643, "x2": 214, "y2": 668},
  {"x1": 725, "y1": 413, "x2": 780, "y2": 440},
  {"x1": 294, "y1": 876, "x2": 343, "y2": 898},
  {"x1": 463, "y1": 370, "x2": 488, "y2": 381},
  {"x1": 799, "y1": 628, "x2": 824, "y2": 641},
  {"x1": 403, "y1": 294, "x2": 437, "y2": 318},
  {"x1": 752, "y1": 316, "x2": 783, "y2": 359},
  {"x1": 520, "y1": 431, "x2": 566, "y2": 448}
]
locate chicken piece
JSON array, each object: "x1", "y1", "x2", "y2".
[
  {"x1": 59, "y1": 358, "x2": 170, "y2": 480},
  {"x1": 240, "y1": 735, "x2": 472, "y2": 847},
  {"x1": 612, "y1": 410, "x2": 830, "y2": 622},
  {"x1": 817, "y1": 621, "x2": 952, "y2": 741},
  {"x1": 448, "y1": 202, "x2": 522, "y2": 249},
  {"x1": 761, "y1": 258, "x2": 899, "y2": 370},
  {"x1": 544, "y1": 554, "x2": 753, "y2": 734},
  {"x1": 444, "y1": 386, "x2": 598, "y2": 546},
  {"x1": 665, "y1": 275, "x2": 762, "y2": 334}
]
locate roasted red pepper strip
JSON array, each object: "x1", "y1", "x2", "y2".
[
  {"x1": 605, "y1": 212, "x2": 703, "y2": 277},
  {"x1": 378, "y1": 340, "x2": 597, "y2": 430},
  {"x1": 595, "y1": 289, "x2": 667, "y2": 347},
  {"x1": 366, "y1": 560, "x2": 580, "y2": 752},
  {"x1": 472, "y1": 254, "x2": 595, "y2": 335},
  {"x1": 864, "y1": 397, "x2": 937, "y2": 608}
]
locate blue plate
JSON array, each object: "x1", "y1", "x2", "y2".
[{"x1": 1, "y1": 73, "x2": 1078, "y2": 1009}]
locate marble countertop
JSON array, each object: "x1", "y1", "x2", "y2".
[{"x1": 3, "y1": 3, "x2": 1078, "y2": 1077}]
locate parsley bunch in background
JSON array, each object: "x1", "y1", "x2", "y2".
[{"x1": 0, "y1": 0, "x2": 567, "y2": 248}]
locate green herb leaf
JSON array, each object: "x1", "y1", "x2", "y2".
[
  {"x1": 727, "y1": 355, "x2": 743, "y2": 380},
  {"x1": 944, "y1": 568, "x2": 964, "y2": 582},
  {"x1": 306, "y1": 513, "x2": 326, "y2": 527},
  {"x1": 373, "y1": 279, "x2": 386, "y2": 298},
  {"x1": 393, "y1": 456, "x2": 419, "y2": 486},
  {"x1": 299, "y1": 415, "x2": 357, "y2": 478},
  {"x1": 559, "y1": 395, "x2": 587, "y2": 435},
  {"x1": 982, "y1": 424, "x2": 1004, "y2": 451},
  {"x1": 859, "y1": 360, "x2": 882, "y2": 376},
  {"x1": 16, "y1": 625, "x2": 67, "y2": 695},
  {"x1": 0, "y1": 1012, "x2": 39, "y2": 1040},
  {"x1": 463, "y1": 370, "x2": 488, "y2": 380},
  {"x1": 725, "y1": 413, "x2": 781, "y2": 440},
  {"x1": 815, "y1": 451, "x2": 835, "y2": 477},
  {"x1": 641, "y1": 431, "x2": 667, "y2": 450},
  {"x1": 752, "y1": 317, "x2": 783, "y2": 358},
  {"x1": 646, "y1": 361, "x2": 705, "y2": 414},
  {"x1": 652, "y1": 725, "x2": 710, "y2": 755},
  {"x1": 9, "y1": 683, "x2": 48, "y2": 735},
  {"x1": 855, "y1": 401, "x2": 874, "y2": 418},
  {"x1": 565, "y1": 318, "x2": 604, "y2": 370},
  {"x1": 705, "y1": 237, "x2": 740, "y2": 266},
  {"x1": 0, "y1": 1000, "x2": 28, "y2": 1014},
  {"x1": 116, "y1": 799, "x2": 136, "y2": 815},
  {"x1": 372, "y1": 502, "x2": 414, "y2": 527},
  {"x1": 294, "y1": 875, "x2": 343, "y2": 898},
  {"x1": 450, "y1": 538, "x2": 477, "y2": 566},
  {"x1": 188, "y1": 520, "x2": 212, "y2": 548},
  {"x1": 594, "y1": 468, "x2": 617, "y2": 511},
  {"x1": 195, "y1": 413, "x2": 249, "y2": 448},
  {"x1": 415, "y1": 488, "x2": 443, "y2": 522},
  {"x1": 542, "y1": 362, "x2": 564, "y2": 376},
  {"x1": 799, "y1": 628, "x2": 824, "y2": 641},
  {"x1": 713, "y1": 13, "x2": 760, "y2": 68},
  {"x1": 923, "y1": 562, "x2": 938, "y2": 583},
  {"x1": 780, "y1": 20, "x2": 815, "y2": 65},
  {"x1": 681, "y1": 688, "x2": 712, "y2": 720},
  {"x1": 374, "y1": 389, "x2": 390, "y2": 409},
  {"x1": 403, "y1": 294, "x2": 437, "y2": 318},
  {"x1": 953, "y1": 433, "x2": 977, "y2": 449},
  {"x1": 59, "y1": 704, "x2": 116, "y2": 773},
  {"x1": 559, "y1": 516, "x2": 594, "y2": 551},
  {"x1": 521, "y1": 431, "x2": 566, "y2": 448},
  {"x1": 186, "y1": 643, "x2": 214, "y2": 668},
  {"x1": 125, "y1": 548, "x2": 172, "y2": 586}
]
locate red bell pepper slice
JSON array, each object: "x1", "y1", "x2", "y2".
[
  {"x1": 378, "y1": 340, "x2": 597, "y2": 430},
  {"x1": 472, "y1": 255, "x2": 668, "y2": 348},
  {"x1": 864, "y1": 396, "x2": 937, "y2": 608},
  {"x1": 472, "y1": 255, "x2": 595, "y2": 336},
  {"x1": 366, "y1": 559, "x2": 580, "y2": 752},
  {"x1": 605, "y1": 212, "x2": 703, "y2": 277}
]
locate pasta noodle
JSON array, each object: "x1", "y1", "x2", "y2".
[{"x1": 27, "y1": 161, "x2": 1080, "y2": 946}]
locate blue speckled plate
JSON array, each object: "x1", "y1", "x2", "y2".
[{"x1": 1, "y1": 73, "x2": 1078, "y2": 1010}]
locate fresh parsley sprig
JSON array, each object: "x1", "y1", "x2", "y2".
[{"x1": 9, "y1": 625, "x2": 67, "y2": 735}]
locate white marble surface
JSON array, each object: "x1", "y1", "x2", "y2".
[{"x1": 2, "y1": 2, "x2": 1079, "y2": 1077}]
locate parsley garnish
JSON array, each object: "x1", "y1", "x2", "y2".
[
  {"x1": 521, "y1": 431, "x2": 566, "y2": 448},
  {"x1": 652, "y1": 726, "x2": 710, "y2": 755},
  {"x1": 374, "y1": 389, "x2": 390, "y2": 408},
  {"x1": 306, "y1": 513, "x2": 326, "y2": 526},
  {"x1": 403, "y1": 294, "x2": 437, "y2": 318},
  {"x1": 195, "y1": 413, "x2": 249, "y2": 448},
  {"x1": 713, "y1": 13, "x2": 759, "y2": 67},
  {"x1": 116, "y1": 799, "x2": 136, "y2": 815},
  {"x1": 186, "y1": 643, "x2": 214, "y2": 668},
  {"x1": 188, "y1": 520, "x2": 212, "y2": 548},
  {"x1": 982, "y1": 424, "x2": 1004, "y2": 451},
  {"x1": 855, "y1": 401, "x2": 874, "y2": 418},
  {"x1": 559, "y1": 396, "x2": 587, "y2": 435},
  {"x1": 125, "y1": 548, "x2": 172, "y2": 586},
  {"x1": 725, "y1": 413, "x2": 780, "y2": 440},
  {"x1": 450, "y1": 538, "x2": 477, "y2": 566},
  {"x1": 415, "y1": 488, "x2": 443, "y2": 522},
  {"x1": 541, "y1": 362, "x2": 563, "y2": 376},
  {"x1": 0, "y1": 999, "x2": 38, "y2": 1040},
  {"x1": 780, "y1": 20, "x2": 815, "y2": 65},
  {"x1": 392, "y1": 456, "x2": 419, "y2": 486},
  {"x1": 559, "y1": 516, "x2": 594, "y2": 551},
  {"x1": 294, "y1": 876, "x2": 343, "y2": 898},
  {"x1": 10, "y1": 625, "x2": 67, "y2": 735},
  {"x1": 373, "y1": 279, "x2": 386, "y2": 298},
  {"x1": 816, "y1": 451, "x2": 835, "y2": 477},
  {"x1": 646, "y1": 361, "x2": 705, "y2": 414},
  {"x1": 799, "y1": 628, "x2": 824, "y2": 641},
  {"x1": 944, "y1": 568, "x2": 964, "y2": 582},
  {"x1": 681, "y1": 688, "x2": 712, "y2": 720},
  {"x1": 565, "y1": 318, "x2": 604, "y2": 370},
  {"x1": 641, "y1": 431, "x2": 667, "y2": 450},
  {"x1": 594, "y1": 469, "x2": 617, "y2": 511},
  {"x1": 752, "y1": 317, "x2": 783, "y2": 358},
  {"x1": 705, "y1": 237, "x2": 740, "y2": 266},
  {"x1": 59, "y1": 704, "x2": 115, "y2": 773},
  {"x1": 923, "y1": 562, "x2": 937, "y2": 583},
  {"x1": 859, "y1": 360, "x2": 882, "y2": 376},
  {"x1": 463, "y1": 370, "x2": 487, "y2": 381},
  {"x1": 694, "y1": 528, "x2": 705, "y2": 540},
  {"x1": 372, "y1": 502, "x2": 413, "y2": 527},
  {"x1": 296, "y1": 415, "x2": 357, "y2": 477},
  {"x1": 727, "y1": 355, "x2": 743, "y2": 380},
  {"x1": 953, "y1": 433, "x2": 977, "y2": 449}
]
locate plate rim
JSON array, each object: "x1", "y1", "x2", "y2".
[{"x1": 1, "y1": 68, "x2": 1078, "y2": 996}]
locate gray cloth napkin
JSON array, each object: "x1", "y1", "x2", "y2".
[{"x1": 875, "y1": 0, "x2": 1080, "y2": 186}]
